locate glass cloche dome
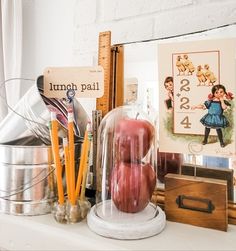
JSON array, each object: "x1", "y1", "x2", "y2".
[{"x1": 87, "y1": 105, "x2": 166, "y2": 239}]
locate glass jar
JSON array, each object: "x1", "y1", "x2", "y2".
[{"x1": 87, "y1": 105, "x2": 166, "y2": 239}]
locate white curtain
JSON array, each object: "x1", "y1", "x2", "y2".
[{"x1": 0, "y1": 0, "x2": 22, "y2": 120}]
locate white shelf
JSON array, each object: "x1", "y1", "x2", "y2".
[{"x1": 0, "y1": 213, "x2": 236, "y2": 250}]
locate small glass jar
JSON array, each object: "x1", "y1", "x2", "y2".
[{"x1": 87, "y1": 105, "x2": 166, "y2": 240}]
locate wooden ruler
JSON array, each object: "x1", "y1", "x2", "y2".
[
  {"x1": 96, "y1": 31, "x2": 124, "y2": 117},
  {"x1": 96, "y1": 31, "x2": 112, "y2": 117}
]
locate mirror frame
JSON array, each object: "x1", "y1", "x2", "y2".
[{"x1": 111, "y1": 24, "x2": 236, "y2": 225}]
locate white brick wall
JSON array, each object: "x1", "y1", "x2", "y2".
[
  {"x1": 102, "y1": 0, "x2": 193, "y2": 21},
  {"x1": 74, "y1": 0, "x2": 236, "y2": 65},
  {"x1": 74, "y1": 0, "x2": 97, "y2": 25}
]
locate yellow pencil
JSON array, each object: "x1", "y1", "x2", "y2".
[
  {"x1": 80, "y1": 122, "x2": 92, "y2": 201},
  {"x1": 68, "y1": 110, "x2": 75, "y2": 205},
  {"x1": 63, "y1": 137, "x2": 70, "y2": 202},
  {"x1": 49, "y1": 112, "x2": 64, "y2": 205},
  {"x1": 75, "y1": 130, "x2": 88, "y2": 200}
]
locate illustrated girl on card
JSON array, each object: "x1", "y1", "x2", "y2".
[{"x1": 192, "y1": 84, "x2": 233, "y2": 147}]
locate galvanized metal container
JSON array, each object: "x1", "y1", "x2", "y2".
[
  {"x1": 0, "y1": 143, "x2": 56, "y2": 216},
  {"x1": 0, "y1": 75, "x2": 86, "y2": 215},
  {"x1": 0, "y1": 75, "x2": 89, "y2": 145}
]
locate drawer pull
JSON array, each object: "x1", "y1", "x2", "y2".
[{"x1": 176, "y1": 195, "x2": 215, "y2": 213}]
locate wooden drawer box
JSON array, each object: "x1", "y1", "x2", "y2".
[
  {"x1": 165, "y1": 173, "x2": 228, "y2": 231},
  {"x1": 181, "y1": 164, "x2": 234, "y2": 201}
]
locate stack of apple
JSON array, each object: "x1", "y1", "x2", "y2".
[{"x1": 110, "y1": 117, "x2": 157, "y2": 213}]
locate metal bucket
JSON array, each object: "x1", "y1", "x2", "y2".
[
  {"x1": 0, "y1": 75, "x2": 86, "y2": 215},
  {"x1": 0, "y1": 143, "x2": 56, "y2": 216},
  {"x1": 0, "y1": 75, "x2": 89, "y2": 145}
]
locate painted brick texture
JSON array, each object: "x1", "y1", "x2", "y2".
[{"x1": 74, "y1": 0, "x2": 236, "y2": 64}]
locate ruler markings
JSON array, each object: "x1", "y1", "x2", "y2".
[{"x1": 96, "y1": 31, "x2": 111, "y2": 117}]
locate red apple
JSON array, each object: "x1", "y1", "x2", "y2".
[
  {"x1": 114, "y1": 118, "x2": 154, "y2": 162},
  {"x1": 110, "y1": 162, "x2": 156, "y2": 213}
]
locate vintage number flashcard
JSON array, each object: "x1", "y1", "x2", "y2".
[{"x1": 158, "y1": 38, "x2": 236, "y2": 157}]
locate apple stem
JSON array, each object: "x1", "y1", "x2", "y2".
[{"x1": 135, "y1": 112, "x2": 139, "y2": 120}]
